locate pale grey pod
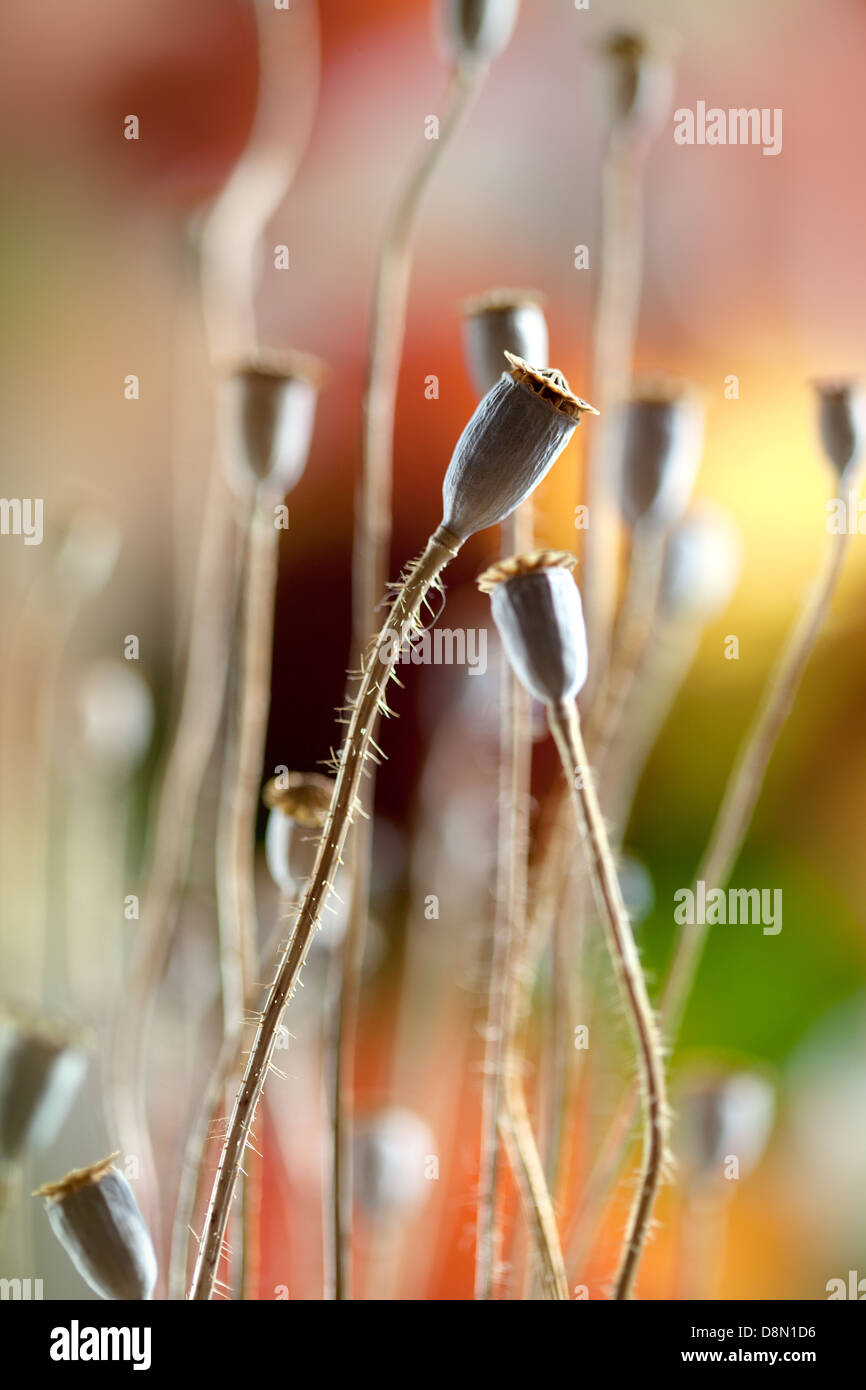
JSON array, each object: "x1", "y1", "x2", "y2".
[
  {"x1": 678, "y1": 1071, "x2": 776, "y2": 1182},
  {"x1": 620, "y1": 383, "x2": 704, "y2": 528},
  {"x1": 75, "y1": 661, "x2": 154, "y2": 775},
  {"x1": 659, "y1": 504, "x2": 742, "y2": 624},
  {"x1": 441, "y1": 355, "x2": 596, "y2": 542},
  {"x1": 220, "y1": 351, "x2": 326, "y2": 500},
  {"x1": 462, "y1": 291, "x2": 548, "y2": 398},
  {"x1": 481, "y1": 554, "x2": 588, "y2": 706},
  {"x1": 264, "y1": 808, "x2": 320, "y2": 895},
  {"x1": 815, "y1": 381, "x2": 866, "y2": 482},
  {"x1": 37, "y1": 1156, "x2": 158, "y2": 1300},
  {"x1": 440, "y1": 0, "x2": 519, "y2": 63},
  {"x1": 593, "y1": 30, "x2": 674, "y2": 134},
  {"x1": 354, "y1": 1107, "x2": 435, "y2": 1218},
  {"x1": 0, "y1": 1007, "x2": 89, "y2": 1164}
]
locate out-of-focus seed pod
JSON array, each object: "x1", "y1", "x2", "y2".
[
  {"x1": 619, "y1": 377, "x2": 704, "y2": 529},
  {"x1": 677, "y1": 1068, "x2": 776, "y2": 1183},
  {"x1": 659, "y1": 504, "x2": 742, "y2": 625},
  {"x1": 479, "y1": 551, "x2": 588, "y2": 706},
  {"x1": 593, "y1": 29, "x2": 675, "y2": 137},
  {"x1": 440, "y1": 0, "x2": 520, "y2": 65},
  {"x1": 354, "y1": 1107, "x2": 436, "y2": 1218},
  {"x1": 442, "y1": 355, "x2": 596, "y2": 542},
  {"x1": 36, "y1": 1154, "x2": 157, "y2": 1301},
  {"x1": 262, "y1": 772, "x2": 334, "y2": 895},
  {"x1": 55, "y1": 512, "x2": 122, "y2": 598},
  {"x1": 814, "y1": 380, "x2": 866, "y2": 484},
  {"x1": 219, "y1": 349, "x2": 327, "y2": 500},
  {"x1": 462, "y1": 290, "x2": 548, "y2": 398},
  {"x1": 74, "y1": 661, "x2": 154, "y2": 775},
  {"x1": 0, "y1": 1005, "x2": 89, "y2": 1165}
]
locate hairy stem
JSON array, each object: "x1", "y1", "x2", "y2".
[
  {"x1": 188, "y1": 527, "x2": 461, "y2": 1300},
  {"x1": 549, "y1": 700, "x2": 668, "y2": 1300},
  {"x1": 332, "y1": 59, "x2": 486, "y2": 1301}
]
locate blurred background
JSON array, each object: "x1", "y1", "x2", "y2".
[{"x1": 1, "y1": 0, "x2": 866, "y2": 1301}]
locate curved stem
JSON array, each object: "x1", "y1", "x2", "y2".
[
  {"x1": 111, "y1": 459, "x2": 239, "y2": 1249},
  {"x1": 661, "y1": 524, "x2": 850, "y2": 1038},
  {"x1": 188, "y1": 527, "x2": 461, "y2": 1300},
  {"x1": 566, "y1": 521, "x2": 851, "y2": 1281},
  {"x1": 549, "y1": 700, "x2": 668, "y2": 1300},
  {"x1": 331, "y1": 59, "x2": 486, "y2": 1302},
  {"x1": 216, "y1": 494, "x2": 281, "y2": 1039}
]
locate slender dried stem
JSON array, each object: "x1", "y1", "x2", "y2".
[
  {"x1": 216, "y1": 494, "x2": 281, "y2": 1038},
  {"x1": 112, "y1": 459, "x2": 239, "y2": 1248},
  {"x1": 188, "y1": 528, "x2": 461, "y2": 1300},
  {"x1": 476, "y1": 507, "x2": 561, "y2": 1300},
  {"x1": 549, "y1": 699, "x2": 668, "y2": 1300},
  {"x1": 662, "y1": 524, "x2": 850, "y2": 1034},
  {"x1": 331, "y1": 60, "x2": 486, "y2": 1302},
  {"x1": 567, "y1": 522, "x2": 851, "y2": 1278},
  {"x1": 582, "y1": 130, "x2": 647, "y2": 697}
]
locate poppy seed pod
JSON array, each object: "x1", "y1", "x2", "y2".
[
  {"x1": 620, "y1": 377, "x2": 704, "y2": 529},
  {"x1": 659, "y1": 504, "x2": 742, "y2": 624},
  {"x1": 678, "y1": 1069, "x2": 776, "y2": 1183},
  {"x1": 442, "y1": 355, "x2": 596, "y2": 542},
  {"x1": 354, "y1": 1107, "x2": 436, "y2": 1218},
  {"x1": 220, "y1": 349, "x2": 327, "y2": 500},
  {"x1": 0, "y1": 1005, "x2": 89, "y2": 1165},
  {"x1": 36, "y1": 1154, "x2": 157, "y2": 1300},
  {"x1": 262, "y1": 772, "x2": 334, "y2": 894},
  {"x1": 479, "y1": 551, "x2": 588, "y2": 706},
  {"x1": 440, "y1": 0, "x2": 519, "y2": 64},
  {"x1": 814, "y1": 380, "x2": 866, "y2": 482},
  {"x1": 594, "y1": 29, "x2": 674, "y2": 135},
  {"x1": 462, "y1": 290, "x2": 549, "y2": 398}
]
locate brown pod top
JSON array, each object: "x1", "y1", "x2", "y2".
[
  {"x1": 36, "y1": 1154, "x2": 158, "y2": 1301},
  {"x1": 441, "y1": 354, "x2": 597, "y2": 542},
  {"x1": 479, "y1": 550, "x2": 589, "y2": 706}
]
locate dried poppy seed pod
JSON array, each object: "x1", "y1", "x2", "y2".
[
  {"x1": 262, "y1": 771, "x2": 334, "y2": 894},
  {"x1": 439, "y1": 0, "x2": 519, "y2": 64},
  {"x1": 619, "y1": 377, "x2": 704, "y2": 529},
  {"x1": 354, "y1": 1107, "x2": 436, "y2": 1219},
  {"x1": 594, "y1": 29, "x2": 674, "y2": 135},
  {"x1": 36, "y1": 1154, "x2": 157, "y2": 1300},
  {"x1": 462, "y1": 290, "x2": 549, "y2": 398},
  {"x1": 219, "y1": 349, "x2": 327, "y2": 500},
  {"x1": 814, "y1": 380, "x2": 866, "y2": 483},
  {"x1": 479, "y1": 552, "x2": 588, "y2": 706},
  {"x1": 0, "y1": 1006, "x2": 89, "y2": 1165},
  {"x1": 659, "y1": 504, "x2": 742, "y2": 625},
  {"x1": 677, "y1": 1069, "x2": 776, "y2": 1183},
  {"x1": 442, "y1": 355, "x2": 596, "y2": 542},
  {"x1": 74, "y1": 661, "x2": 154, "y2": 776}
]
